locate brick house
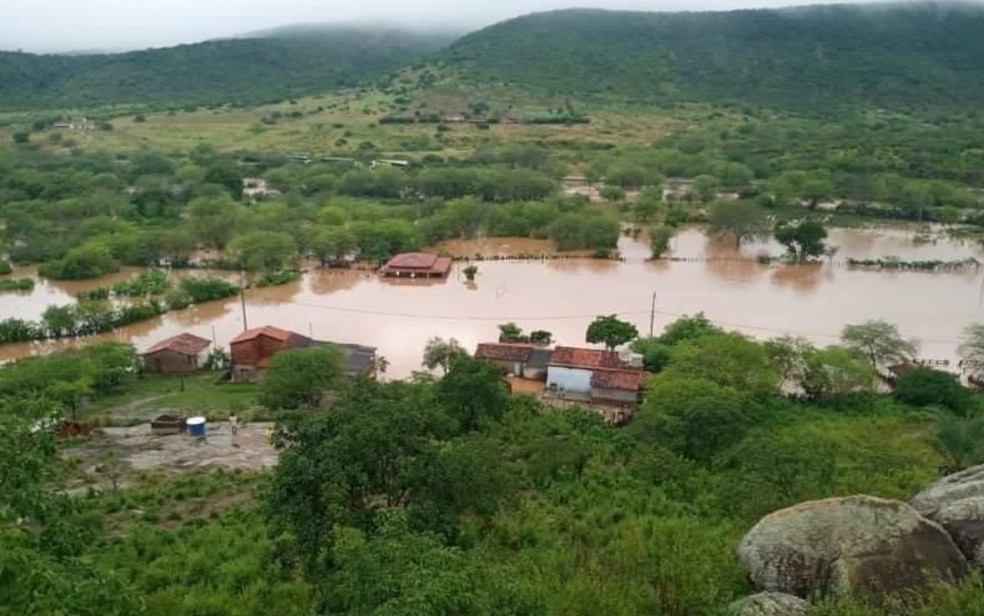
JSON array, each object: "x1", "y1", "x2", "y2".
[
  {"x1": 229, "y1": 325, "x2": 376, "y2": 382},
  {"x1": 142, "y1": 333, "x2": 211, "y2": 374},
  {"x1": 475, "y1": 343, "x2": 552, "y2": 380}
]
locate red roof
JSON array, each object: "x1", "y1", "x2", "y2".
[
  {"x1": 387, "y1": 252, "x2": 440, "y2": 269},
  {"x1": 591, "y1": 369, "x2": 646, "y2": 392},
  {"x1": 144, "y1": 333, "x2": 211, "y2": 356},
  {"x1": 550, "y1": 346, "x2": 624, "y2": 370},
  {"x1": 230, "y1": 326, "x2": 303, "y2": 345},
  {"x1": 476, "y1": 343, "x2": 534, "y2": 362},
  {"x1": 381, "y1": 252, "x2": 452, "y2": 276}
]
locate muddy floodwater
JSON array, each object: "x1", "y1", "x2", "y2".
[{"x1": 2, "y1": 226, "x2": 983, "y2": 378}]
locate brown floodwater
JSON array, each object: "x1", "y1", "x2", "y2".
[{"x1": 1, "y1": 226, "x2": 983, "y2": 378}]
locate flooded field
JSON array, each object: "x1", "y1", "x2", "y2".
[{"x1": 2, "y1": 226, "x2": 982, "y2": 377}]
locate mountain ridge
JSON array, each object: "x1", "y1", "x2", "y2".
[{"x1": 441, "y1": 2, "x2": 984, "y2": 111}]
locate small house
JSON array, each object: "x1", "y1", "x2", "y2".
[
  {"x1": 546, "y1": 346, "x2": 646, "y2": 405},
  {"x1": 475, "y1": 343, "x2": 553, "y2": 380},
  {"x1": 230, "y1": 325, "x2": 378, "y2": 382},
  {"x1": 142, "y1": 333, "x2": 211, "y2": 374},
  {"x1": 380, "y1": 252, "x2": 452, "y2": 279},
  {"x1": 591, "y1": 369, "x2": 646, "y2": 405},
  {"x1": 230, "y1": 326, "x2": 312, "y2": 382}
]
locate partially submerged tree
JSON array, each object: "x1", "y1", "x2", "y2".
[
  {"x1": 650, "y1": 224, "x2": 674, "y2": 259},
  {"x1": 774, "y1": 220, "x2": 828, "y2": 261},
  {"x1": 958, "y1": 323, "x2": 984, "y2": 375},
  {"x1": 586, "y1": 314, "x2": 639, "y2": 350},
  {"x1": 841, "y1": 320, "x2": 918, "y2": 369},
  {"x1": 707, "y1": 200, "x2": 768, "y2": 248}
]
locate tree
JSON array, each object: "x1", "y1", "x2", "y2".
[
  {"x1": 259, "y1": 346, "x2": 345, "y2": 409},
  {"x1": 422, "y1": 337, "x2": 466, "y2": 374},
  {"x1": 228, "y1": 230, "x2": 298, "y2": 271},
  {"x1": 693, "y1": 175, "x2": 719, "y2": 204},
  {"x1": 658, "y1": 313, "x2": 721, "y2": 347},
  {"x1": 311, "y1": 225, "x2": 356, "y2": 266},
  {"x1": 799, "y1": 345, "x2": 876, "y2": 399},
  {"x1": 958, "y1": 323, "x2": 984, "y2": 375},
  {"x1": 774, "y1": 220, "x2": 828, "y2": 260},
  {"x1": 463, "y1": 264, "x2": 478, "y2": 281},
  {"x1": 650, "y1": 224, "x2": 674, "y2": 259},
  {"x1": 268, "y1": 380, "x2": 453, "y2": 573},
  {"x1": 599, "y1": 185, "x2": 625, "y2": 203},
  {"x1": 586, "y1": 314, "x2": 638, "y2": 350},
  {"x1": 438, "y1": 355, "x2": 509, "y2": 432},
  {"x1": 12, "y1": 131, "x2": 30, "y2": 144},
  {"x1": 841, "y1": 320, "x2": 918, "y2": 369},
  {"x1": 895, "y1": 368, "x2": 971, "y2": 414},
  {"x1": 188, "y1": 196, "x2": 240, "y2": 249},
  {"x1": 529, "y1": 330, "x2": 553, "y2": 345},
  {"x1": 662, "y1": 331, "x2": 779, "y2": 400},
  {"x1": 633, "y1": 376, "x2": 746, "y2": 462},
  {"x1": 630, "y1": 337, "x2": 673, "y2": 372},
  {"x1": 632, "y1": 190, "x2": 662, "y2": 222},
  {"x1": 498, "y1": 322, "x2": 525, "y2": 343},
  {"x1": 707, "y1": 200, "x2": 768, "y2": 247}
]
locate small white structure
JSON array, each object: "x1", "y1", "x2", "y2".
[{"x1": 242, "y1": 178, "x2": 282, "y2": 200}]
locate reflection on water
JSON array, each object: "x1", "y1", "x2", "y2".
[{"x1": 1, "y1": 228, "x2": 983, "y2": 377}]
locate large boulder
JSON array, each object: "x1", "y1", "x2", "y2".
[
  {"x1": 728, "y1": 592, "x2": 810, "y2": 616},
  {"x1": 911, "y1": 464, "x2": 984, "y2": 567},
  {"x1": 738, "y1": 495, "x2": 966, "y2": 601}
]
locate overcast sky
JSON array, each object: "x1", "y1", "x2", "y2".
[{"x1": 3, "y1": 0, "x2": 881, "y2": 53}]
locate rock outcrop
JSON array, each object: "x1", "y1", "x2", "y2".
[
  {"x1": 911, "y1": 464, "x2": 984, "y2": 567},
  {"x1": 728, "y1": 592, "x2": 811, "y2": 615},
  {"x1": 738, "y1": 495, "x2": 966, "y2": 601}
]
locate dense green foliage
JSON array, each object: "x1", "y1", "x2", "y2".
[
  {"x1": 3, "y1": 317, "x2": 984, "y2": 614},
  {"x1": 444, "y1": 4, "x2": 984, "y2": 112},
  {"x1": 259, "y1": 346, "x2": 346, "y2": 409},
  {"x1": 0, "y1": 144, "x2": 628, "y2": 279},
  {"x1": 0, "y1": 28, "x2": 454, "y2": 109},
  {"x1": 0, "y1": 275, "x2": 236, "y2": 343}
]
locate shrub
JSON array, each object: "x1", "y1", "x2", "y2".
[{"x1": 895, "y1": 368, "x2": 972, "y2": 414}]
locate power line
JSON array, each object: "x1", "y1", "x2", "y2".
[{"x1": 270, "y1": 299, "x2": 966, "y2": 345}]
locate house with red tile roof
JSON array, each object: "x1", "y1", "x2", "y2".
[
  {"x1": 475, "y1": 343, "x2": 553, "y2": 380},
  {"x1": 229, "y1": 326, "x2": 378, "y2": 383},
  {"x1": 380, "y1": 252, "x2": 452, "y2": 278},
  {"x1": 546, "y1": 345, "x2": 646, "y2": 406},
  {"x1": 142, "y1": 333, "x2": 211, "y2": 374}
]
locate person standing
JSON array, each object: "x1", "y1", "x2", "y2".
[{"x1": 229, "y1": 414, "x2": 239, "y2": 436}]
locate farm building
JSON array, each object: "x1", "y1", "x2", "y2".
[
  {"x1": 142, "y1": 333, "x2": 211, "y2": 374},
  {"x1": 229, "y1": 325, "x2": 377, "y2": 382},
  {"x1": 475, "y1": 343, "x2": 553, "y2": 380},
  {"x1": 380, "y1": 252, "x2": 452, "y2": 278}
]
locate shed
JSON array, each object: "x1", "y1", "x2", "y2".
[
  {"x1": 142, "y1": 333, "x2": 211, "y2": 374},
  {"x1": 380, "y1": 252, "x2": 452, "y2": 278}
]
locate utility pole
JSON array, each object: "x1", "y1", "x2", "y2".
[
  {"x1": 239, "y1": 261, "x2": 248, "y2": 332},
  {"x1": 649, "y1": 291, "x2": 657, "y2": 338}
]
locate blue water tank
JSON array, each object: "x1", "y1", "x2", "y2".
[{"x1": 187, "y1": 417, "x2": 206, "y2": 437}]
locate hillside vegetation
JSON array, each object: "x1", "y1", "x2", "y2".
[
  {"x1": 0, "y1": 28, "x2": 454, "y2": 110},
  {"x1": 442, "y1": 3, "x2": 984, "y2": 111}
]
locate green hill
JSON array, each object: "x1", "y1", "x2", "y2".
[
  {"x1": 442, "y1": 3, "x2": 984, "y2": 111},
  {"x1": 0, "y1": 28, "x2": 454, "y2": 110}
]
